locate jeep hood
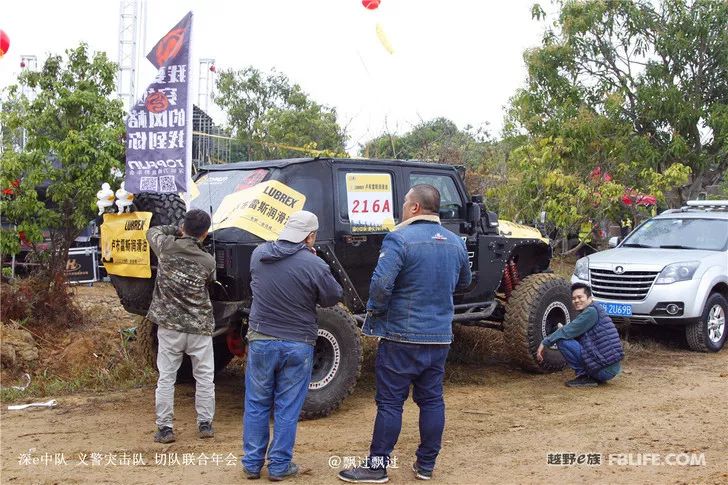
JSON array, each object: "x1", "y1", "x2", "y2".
[{"x1": 586, "y1": 247, "x2": 718, "y2": 269}]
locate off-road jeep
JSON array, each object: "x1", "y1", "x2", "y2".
[{"x1": 106, "y1": 158, "x2": 575, "y2": 419}]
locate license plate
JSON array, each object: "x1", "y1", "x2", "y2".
[{"x1": 598, "y1": 302, "x2": 632, "y2": 317}]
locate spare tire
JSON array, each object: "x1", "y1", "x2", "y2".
[
  {"x1": 300, "y1": 306, "x2": 362, "y2": 420},
  {"x1": 109, "y1": 192, "x2": 186, "y2": 316}
]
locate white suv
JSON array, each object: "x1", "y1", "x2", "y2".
[{"x1": 571, "y1": 200, "x2": 728, "y2": 352}]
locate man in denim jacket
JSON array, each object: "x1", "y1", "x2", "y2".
[{"x1": 338, "y1": 184, "x2": 471, "y2": 483}]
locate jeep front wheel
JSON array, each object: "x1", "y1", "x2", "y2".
[
  {"x1": 300, "y1": 306, "x2": 362, "y2": 420},
  {"x1": 685, "y1": 293, "x2": 727, "y2": 352},
  {"x1": 503, "y1": 273, "x2": 573, "y2": 373}
]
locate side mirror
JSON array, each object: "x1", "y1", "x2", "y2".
[{"x1": 608, "y1": 236, "x2": 620, "y2": 248}]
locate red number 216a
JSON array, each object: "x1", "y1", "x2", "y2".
[{"x1": 352, "y1": 200, "x2": 390, "y2": 213}]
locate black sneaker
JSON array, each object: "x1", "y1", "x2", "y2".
[
  {"x1": 269, "y1": 463, "x2": 299, "y2": 482},
  {"x1": 338, "y1": 466, "x2": 389, "y2": 483},
  {"x1": 198, "y1": 421, "x2": 214, "y2": 439},
  {"x1": 565, "y1": 375, "x2": 599, "y2": 388},
  {"x1": 412, "y1": 462, "x2": 433, "y2": 480},
  {"x1": 154, "y1": 426, "x2": 176, "y2": 443},
  {"x1": 243, "y1": 466, "x2": 261, "y2": 480}
]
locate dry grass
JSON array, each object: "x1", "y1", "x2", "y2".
[{"x1": 1, "y1": 283, "x2": 154, "y2": 403}]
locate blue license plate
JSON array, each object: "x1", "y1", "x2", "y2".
[{"x1": 599, "y1": 302, "x2": 632, "y2": 317}]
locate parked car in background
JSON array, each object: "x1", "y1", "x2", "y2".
[{"x1": 572, "y1": 200, "x2": 728, "y2": 352}]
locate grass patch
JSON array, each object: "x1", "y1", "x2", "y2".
[{"x1": 0, "y1": 361, "x2": 156, "y2": 403}]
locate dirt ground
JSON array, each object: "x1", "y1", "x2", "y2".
[{"x1": 1, "y1": 284, "x2": 727, "y2": 484}]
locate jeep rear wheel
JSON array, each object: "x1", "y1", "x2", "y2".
[
  {"x1": 686, "y1": 293, "x2": 727, "y2": 352},
  {"x1": 109, "y1": 192, "x2": 186, "y2": 316},
  {"x1": 136, "y1": 316, "x2": 235, "y2": 382},
  {"x1": 503, "y1": 273, "x2": 573, "y2": 373},
  {"x1": 300, "y1": 306, "x2": 362, "y2": 420}
]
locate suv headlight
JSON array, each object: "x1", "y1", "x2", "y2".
[
  {"x1": 573, "y1": 257, "x2": 589, "y2": 281},
  {"x1": 655, "y1": 261, "x2": 700, "y2": 285}
]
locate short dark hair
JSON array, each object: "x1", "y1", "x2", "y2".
[
  {"x1": 571, "y1": 282, "x2": 592, "y2": 297},
  {"x1": 184, "y1": 209, "x2": 211, "y2": 238},
  {"x1": 410, "y1": 184, "x2": 441, "y2": 214}
]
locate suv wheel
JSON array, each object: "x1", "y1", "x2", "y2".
[
  {"x1": 685, "y1": 293, "x2": 727, "y2": 352},
  {"x1": 503, "y1": 273, "x2": 573, "y2": 373},
  {"x1": 300, "y1": 306, "x2": 362, "y2": 420},
  {"x1": 136, "y1": 316, "x2": 235, "y2": 382}
]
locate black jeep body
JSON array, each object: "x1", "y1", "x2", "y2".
[{"x1": 109, "y1": 158, "x2": 574, "y2": 418}]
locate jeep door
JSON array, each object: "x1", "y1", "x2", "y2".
[
  {"x1": 402, "y1": 168, "x2": 477, "y2": 298},
  {"x1": 333, "y1": 164, "x2": 402, "y2": 310}
]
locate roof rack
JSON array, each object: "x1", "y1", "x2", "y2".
[{"x1": 681, "y1": 200, "x2": 728, "y2": 212}]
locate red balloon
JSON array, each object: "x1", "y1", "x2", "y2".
[
  {"x1": 0, "y1": 30, "x2": 9, "y2": 58},
  {"x1": 362, "y1": 0, "x2": 380, "y2": 10}
]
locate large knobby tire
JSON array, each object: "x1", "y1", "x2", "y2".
[
  {"x1": 109, "y1": 192, "x2": 186, "y2": 315},
  {"x1": 300, "y1": 306, "x2": 362, "y2": 420},
  {"x1": 110, "y1": 275, "x2": 156, "y2": 316},
  {"x1": 685, "y1": 293, "x2": 727, "y2": 352},
  {"x1": 132, "y1": 192, "x2": 187, "y2": 228},
  {"x1": 503, "y1": 273, "x2": 574, "y2": 373},
  {"x1": 136, "y1": 316, "x2": 235, "y2": 383}
]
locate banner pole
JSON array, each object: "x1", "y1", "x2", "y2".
[{"x1": 183, "y1": 11, "x2": 195, "y2": 210}]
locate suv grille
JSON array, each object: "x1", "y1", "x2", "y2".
[{"x1": 589, "y1": 268, "x2": 659, "y2": 301}]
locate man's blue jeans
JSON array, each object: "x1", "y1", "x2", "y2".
[
  {"x1": 557, "y1": 339, "x2": 618, "y2": 382},
  {"x1": 242, "y1": 340, "x2": 313, "y2": 475},
  {"x1": 369, "y1": 339, "x2": 450, "y2": 472}
]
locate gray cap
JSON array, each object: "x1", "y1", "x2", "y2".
[{"x1": 279, "y1": 210, "x2": 319, "y2": 243}]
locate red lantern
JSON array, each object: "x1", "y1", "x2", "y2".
[
  {"x1": 209, "y1": 64, "x2": 216, "y2": 73},
  {"x1": 362, "y1": 0, "x2": 380, "y2": 10},
  {"x1": 0, "y1": 30, "x2": 9, "y2": 58}
]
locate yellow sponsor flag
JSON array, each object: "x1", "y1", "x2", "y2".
[
  {"x1": 100, "y1": 212, "x2": 153, "y2": 278},
  {"x1": 212, "y1": 180, "x2": 306, "y2": 241}
]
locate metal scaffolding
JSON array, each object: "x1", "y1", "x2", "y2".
[
  {"x1": 198, "y1": 58, "x2": 216, "y2": 113},
  {"x1": 192, "y1": 105, "x2": 231, "y2": 170},
  {"x1": 117, "y1": 0, "x2": 140, "y2": 110}
]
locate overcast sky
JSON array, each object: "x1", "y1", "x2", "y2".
[{"x1": 0, "y1": 0, "x2": 549, "y2": 154}]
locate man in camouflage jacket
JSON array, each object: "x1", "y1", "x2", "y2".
[{"x1": 146, "y1": 209, "x2": 216, "y2": 444}]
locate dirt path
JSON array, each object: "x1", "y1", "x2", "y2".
[{"x1": 2, "y1": 339, "x2": 727, "y2": 484}]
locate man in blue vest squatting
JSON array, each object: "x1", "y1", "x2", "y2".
[{"x1": 537, "y1": 282, "x2": 624, "y2": 388}]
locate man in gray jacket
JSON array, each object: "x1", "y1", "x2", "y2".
[{"x1": 242, "y1": 210, "x2": 343, "y2": 481}]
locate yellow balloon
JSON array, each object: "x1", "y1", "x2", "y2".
[{"x1": 376, "y1": 23, "x2": 394, "y2": 55}]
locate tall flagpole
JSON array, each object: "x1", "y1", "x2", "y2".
[{"x1": 183, "y1": 12, "x2": 195, "y2": 210}]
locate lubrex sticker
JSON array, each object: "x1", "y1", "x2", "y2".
[
  {"x1": 211, "y1": 180, "x2": 306, "y2": 241},
  {"x1": 100, "y1": 212, "x2": 154, "y2": 278}
]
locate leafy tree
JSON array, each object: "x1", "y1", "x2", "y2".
[
  {"x1": 497, "y1": 0, "x2": 726, "y2": 243},
  {"x1": 214, "y1": 67, "x2": 347, "y2": 159},
  {"x1": 0, "y1": 44, "x2": 125, "y2": 286},
  {"x1": 361, "y1": 117, "x2": 510, "y2": 196}
]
